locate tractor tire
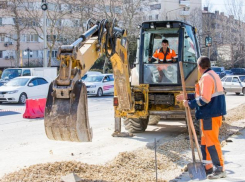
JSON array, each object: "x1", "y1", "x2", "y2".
[
  {"x1": 123, "y1": 117, "x2": 149, "y2": 133},
  {"x1": 148, "y1": 115, "x2": 161, "y2": 125}
]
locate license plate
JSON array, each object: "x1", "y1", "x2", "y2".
[{"x1": 0, "y1": 94, "x2": 4, "y2": 98}]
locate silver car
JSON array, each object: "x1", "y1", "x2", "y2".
[{"x1": 222, "y1": 75, "x2": 245, "y2": 95}]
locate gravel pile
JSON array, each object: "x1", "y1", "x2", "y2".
[
  {"x1": 0, "y1": 135, "x2": 189, "y2": 182},
  {"x1": 1, "y1": 104, "x2": 245, "y2": 182}
]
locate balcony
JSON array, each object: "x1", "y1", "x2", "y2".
[
  {"x1": 179, "y1": 0, "x2": 190, "y2": 7},
  {"x1": 180, "y1": 10, "x2": 190, "y2": 16}
]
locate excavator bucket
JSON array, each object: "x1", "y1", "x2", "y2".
[{"x1": 44, "y1": 81, "x2": 92, "y2": 142}]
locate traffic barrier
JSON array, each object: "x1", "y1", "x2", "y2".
[{"x1": 23, "y1": 98, "x2": 46, "y2": 119}]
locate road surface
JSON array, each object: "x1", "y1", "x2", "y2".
[{"x1": 0, "y1": 93, "x2": 244, "y2": 177}]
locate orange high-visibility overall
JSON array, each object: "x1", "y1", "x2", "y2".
[{"x1": 194, "y1": 70, "x2": 225, "y2": 170}]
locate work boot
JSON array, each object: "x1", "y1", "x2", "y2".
[
  {"x1": 205, "y1": 168, "x2": 213, "y2": 176},
  {"x1": 207, "y1": 166, "x2": 226, "y2": 179}
]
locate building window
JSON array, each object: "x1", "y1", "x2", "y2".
[
  {"x1": 0, "y1": 34, "x2": 5, "y2": 42},
  {"x1": 26, "y1": 34, "x2": 38, "y2": 42},
  {"x1": 48, "y1": 50, "x2": 58, "y2": 58},
  {"x1": 0, "y1": 17, "x2": 2, "y2": 26},
  {"x1": 155, "y1": 14, "x2": 158, "y2": 20},
  {"x1": 149, "y1": 15, "x2": 152, "y2": 20},
  {"x1": 150, "y1": 4, "x2": 161, "y2": 10},
  {"x1": 0, "y1": 50, "x2": 3, "y2": 58},
  {"x1": 47, "y1": 35, "x2": 57, "y2": 41}
]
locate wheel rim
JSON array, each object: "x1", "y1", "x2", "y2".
[
  {"x1": 98, "y1": 89, "x2": 102, "y2": 96},
  {"x1": 21, "y1": 94, "x2": 26, "y2": 103}
]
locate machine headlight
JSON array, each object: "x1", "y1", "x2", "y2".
[
  {"x1": 8, "y1": 90, "x2": 18, "y2": 94},
  {"x1": 88, "y1": 85, "x2": 96, "y2": 88}
]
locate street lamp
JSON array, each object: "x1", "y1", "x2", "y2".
[
  {"x1": 24, "y1": 48, "x2": 32, "y2": 67},
  {"x1": 41, "y1": 0, "x2": 48, "y2": 67},
  {"x1": 166, "y1": 7, "x2": 185, "y2": 20}
]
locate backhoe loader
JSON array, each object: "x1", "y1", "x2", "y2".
[{"x1": 44, "y1": 19, "x2": 200, "y2": 142}]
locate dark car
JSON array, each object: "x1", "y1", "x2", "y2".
[
  {"x1": 231, "y1": 68, "x2": 245, "y2": 75},
  {"x1": 225, "y1": 70, "x2": 233, "y2": 75},
  {"x1": 211, "y1": 67, "x2": 226, "y2": 78}
]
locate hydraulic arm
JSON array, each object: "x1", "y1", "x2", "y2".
[{"x1": 44, "y1": 19, "x2": 132, "y2": 142}]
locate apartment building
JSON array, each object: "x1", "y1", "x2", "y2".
[
  {"x1": 140, "y1": 0, "x2": 201, "y2": 22},
  {"x1": 202, "y1": 8, "x2": 245, "y2": 68},
  {"x1": 0, "y1": 0, "x2": 98, "y2": 68},
  {"x1": 0, "y1": 0, "x2": 202, "y2": 69}
]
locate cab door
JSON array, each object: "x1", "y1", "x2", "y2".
[
  {"x1": 224, "y1": 77, "x2": 232, "y2": 92},
  {"x1": 231, "y1": 77, "x2": 242, "y2": 93},
  {"x1": 26, "y1": 78, "x2": 39, "y2": 98},
  {"x1": 108, "y1": 75, "x2": 114, "y2": 93},
  {"x1": 102, "y1": 76, "x2": 110, "y2": 94}
]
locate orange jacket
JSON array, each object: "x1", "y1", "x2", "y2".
[
  {"x1": 188, "y1": 69, "x2": 226, "y2": 119},
  {"x1": 151, "y1": 47, "x2": 177, "y2": 63}
]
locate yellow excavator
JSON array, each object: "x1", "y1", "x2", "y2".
[{"x1": 44, "y1": 19, "x2": 200, "y2": 142}]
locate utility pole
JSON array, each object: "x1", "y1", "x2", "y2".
[{"x1": 41, "y1": 0, "x2": 48, "y2": 67}]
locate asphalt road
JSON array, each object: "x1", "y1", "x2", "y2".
[{"x1": 0, "y1": 93, "x2": 244, "y2": 177}]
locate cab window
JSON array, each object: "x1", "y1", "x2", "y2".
[
  {"x1": 109, "y1": 75, "x2": 114, "y2": 81},
  {"x1": 143, "y1": 28, "x2": 179, "y2": 84},
  {"x1": 23, "y1": 69, "x2": 31, "y2": 76},
  {"x1": 183, "y1": 25, "x2": 198, "y2": 79},
  {"x1": 103, "y1": 76, "x2": 110, "y2": 82},
  {"x1": 29, "y1": 79, "x2": 38, "y2": 86},
  {"x1": 225, "y1": 77, "x2": 232, "y2": 82},
  {"x1": 221, "y1": 77, "x2": 226, "y2": 81},
  {"x1": 37, "y1": 78, "x2": 48, "y2": 85},
  {"x1": 232, "y1": 77, "x2": 239, "y2": 83}
]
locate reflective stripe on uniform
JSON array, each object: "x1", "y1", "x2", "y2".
[
  {"x1": 212, "y1": 91, "x2": 224, "y2": 97},
  {"x1": 206, "y1": 72, "x2": 218, "y2": 92}
]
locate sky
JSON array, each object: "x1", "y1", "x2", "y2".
[
  {"x1": 202, "y1": 0, "x2": 245, "y2": 15},
  {"x1": 204, "y1": 0, "x2": 226, "y2": 13}
]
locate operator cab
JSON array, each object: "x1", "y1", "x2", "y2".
[{"x1": 136, "y1": 21, "x2": 200, "y2": 85}]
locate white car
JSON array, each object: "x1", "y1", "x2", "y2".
[
  {"x1": 84, "y1": 74, "x2": 114, "y2": 96},
  {"x1": 0, "y1": 76, "x2": 49, "y2": 104},
  {"x1": 81, "y1": 71, "x2": 102, "y2": 80}
]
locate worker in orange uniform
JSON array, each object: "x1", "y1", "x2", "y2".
[
  {"x1": 176, "y1": 56, "x2": 227, "y2": 179},
  {"x1": 149, "y1": 39, "x2": 177, "y2": 82},
  {"x1": 150, "y1": 39, "x2": 177, "y2": 63}
]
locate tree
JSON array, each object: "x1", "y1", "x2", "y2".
[
  {"x1": 2, "y1": 0, "x2": 28, "y2": 67},
  {"x1": 25, "y1": 0, "x2": 72, "y2": 67},
  {"x1": 225, "y1": 0, "x2": 245, "y2": 67},
  {"x1": 188, "y1": 7, "x2": 203, "y2": 45}
]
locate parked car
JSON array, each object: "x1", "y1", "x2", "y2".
[
  {"x1": 230, "y1": 68, "x2": 245, "y2": 75},
  {"x1": 84, "y1": 74, "x2": 114, "y2": 96},
  {"x1": 0, "y1": 67, "x2": 57, "y2": 86},
  {"x1": 221, "y1": 75, "x2": 245, "y2": 95},
  {"x1": 0, "y1": 76, "x2": 49, "y2": 104},
  {"x1": 211, "y1": 67, "x2": 226, "y2": 78},
  {"x1": 81, "y1": 71, "x2": 102, "y2": 80},
  {"x1": 225, "y1": 70, "x2": 233, "y2": 75}
]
